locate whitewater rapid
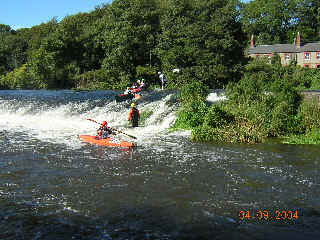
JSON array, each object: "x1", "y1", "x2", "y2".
[
  {"x1": 0, "y1": 91, "x2": 178, "y2": 148},
  {"x1": 0, "y1": 89, "x2": 228, "y2": 150}
]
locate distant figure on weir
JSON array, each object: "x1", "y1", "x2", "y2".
[
  {"x1": 138, "y1": 79, "x2": 146, "y2": 89},
  {"x1": 124, "y1": 87, "x2": 132, "y2": 95},
  {"x1": 158, "y1": 72, "x2": 168, "y2": 90},
  {"x1": 128, "y1": 102, "x2": 140, "y2": 128}
]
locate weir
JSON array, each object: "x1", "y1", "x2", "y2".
[{"x1": 0, "y1": 90, "x2": 180, "y2": 148}]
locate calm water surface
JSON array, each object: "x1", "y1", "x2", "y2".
[{"x1": 0, "y1": 90, "x2": 319, "y2": 240}]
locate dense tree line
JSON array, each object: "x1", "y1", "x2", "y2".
[
  {"x1": 241, "y1": 0, "x2": 320, "y2": 44},
  {"x1": 0, "y1": 0, "x2": 319, "y2": 90},
  {"x1": 1, "y1": 0, "x2": 246, "y2": 89}
]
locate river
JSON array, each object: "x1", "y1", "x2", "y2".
[{"x1": 0, "y1": 90, "x2": 319, "y2": 240}]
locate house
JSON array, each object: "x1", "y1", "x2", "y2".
[{"x1": 248, "y1": 33, "x2": 320, "y2": 68}]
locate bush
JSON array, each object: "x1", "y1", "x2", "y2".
[
  {"x1": 291, "y1": 67, "x2": 320, "y2": 90},
  {"x1": 285, "y1": 129, "x2": 320, "y2": 144},
  {"x1": 191, "y1": 125, "x2": 220, "y2": 142},
  {"x1": 203, "y1": 105, "x2": 234, "y2": 128},
  {"x1": 268, "y1": 101, "x2": 301, "y2": 136},
  {"x1": 297, "y1": 99, "x2": 320, "y2": 132},
  {"x1": 223, "y1": 58, "x2": 304, "y2": 142},
  {"x1": 173, "y1": 100, "x2": 209, "y2": 129},
  {"x1": 174, "y1": 58, "x2": 320, "y2": 144},
  {"x1": 0, "y1": 64, "x2": 36, "y2": 89},
  {"x1": 192, "y1": 117, "x2": 266, "y2": 144},
  {"x1": 179, "y1": 81, "x2": 209, "y2": 104}
]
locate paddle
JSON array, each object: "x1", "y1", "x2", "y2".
[{"x1": 86, "y1": 118, "x2": 137, "y2": 140}]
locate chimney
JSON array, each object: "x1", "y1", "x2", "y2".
[
  {"x1": 296, "y1": 32, "x2": 301, "y2": 48},
  {"x1": 250, "y1": 34, "x2": 255, "y2": 48}
]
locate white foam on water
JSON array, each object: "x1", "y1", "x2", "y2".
[
  {"x1": 206, "y1": 90, "x2": 227, "y2": 103},
  {"x1": 0, "y1": 93, "x2": 182, "y2": 149}
]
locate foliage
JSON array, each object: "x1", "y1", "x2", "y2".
[
  {"x1": 297, "y1": 99, "x2": 320, "y2": 133},
  {"x1": 96, "y1": 0, "x2": 161, "y2": 88},
  {"x1": 284, "y1": 129, "x2": 320, "y2": 144},
  {"x1": 226, "y1": 59, "x2": 302, "y2": 139},
  {"x1": 73, "y1": 69, "x2": 108, "y2": 90},
  {"x1": 241, "y1": 0, "x2": 295, "y2": 44},
  {"x1": 291, "y1": 68, "x2": 320, "y2": 90},
  {"x1": 1, "y1": 0, "x2": 320, "y2": 91},
  {"x1": 157, "y1": 0, "x2": 247, "y2": 89},
  {"x1": 73, "y1": 69, "x2": 130, "y2": 90},
  {"x1": 27, "y1": 48, "x2": 57, "y2": 89},
  {"x1": 241, "y1": 0, "x2": 320, "y2": 44},
  {"x1": 179, "y1": 81, "x2": 209, "y2": 104},
  {"x1": 203, "y1": 105, "x2": 234, "y2": 128},
  {"x1": 0, "y1": 64, "x2": 34, "y2": 89},
  {"x1": 135, "y1": 65, "x2": 157, "y2": 87},
  {"x1": 174, "y1": 58, "x2": 312, "y2": 144},
  {"x1": 173, "y1": 100, "x2": 209, "y2": 130}
]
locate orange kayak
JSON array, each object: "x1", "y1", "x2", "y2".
[{"x1": 79, "y1": 135, "x2": 136, "y2": 148}]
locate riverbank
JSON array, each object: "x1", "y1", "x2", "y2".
[{"x1": 171, "y1": 60, "x2": 320, "y2": 145}]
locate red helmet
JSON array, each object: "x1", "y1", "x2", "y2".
[{"x1": 101, "y1": 121, "x2": 108, "y2": 127}]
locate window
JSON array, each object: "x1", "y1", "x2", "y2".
[
  {"x1": 304, "y1": 64, "x2": 310, "y2": 68},
  {"x1": 316, "y1": 64, "x2": 320, "y2": 68},
  {"x1": 304, "y1": 52, "x2": 311, "y2": 60},
  {"x1": 317, "y1": 52, "x2": 320, "y2": 59},
  {"x1": 285, "y1": 54, "x2": 291, "y2": 61}
]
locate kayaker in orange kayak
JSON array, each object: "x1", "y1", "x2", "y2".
[
  {"x1": 128, "y1": 103, "x2": 140, "y2": 127},
  {"x1": 97, "y1": 121, "x2": 115, "y2": 139}
]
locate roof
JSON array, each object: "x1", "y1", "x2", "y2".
[
  {"x1": 248, "y1": 44, "x2": 297, "y2": 54},
  {"x1": 300, "y1": 43, "x2": 320, "y2": 52},
  {"x1": 248, "y1": 42, "x2": 320, "y2": 54}
]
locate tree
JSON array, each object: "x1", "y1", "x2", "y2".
[
  {"x1": 0, "y1": 24, "x2": 13, "y2": 74},
  {"x1": 241, "y1": 0, "x2": 296, "y2": 44},
  {"x1": 96, "y1": 0, "x2": 161, "y2": 87},
  {"x1": 294, "y1": 0, "x2": 320, "y2": 42},
  {"x1": 241, "y1": 0, "x2": 320, "y2": 44},
  {"x1": 157, "y1": 0, "x2": 246, "y2": 88}
]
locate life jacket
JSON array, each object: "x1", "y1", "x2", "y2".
[{"x1": 129, "y1": 107, "x2": 140, "y2": 121}]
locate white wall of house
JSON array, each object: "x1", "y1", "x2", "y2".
[{"x1": 296, "y1": 52, "x2": 320, "y2": 68}]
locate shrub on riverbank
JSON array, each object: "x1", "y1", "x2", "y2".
[
  {"x1": 297, "y1": 99, "x2": 320, "y2": 132},
  {"x1": 174, "y1": 100, "x2": 209, "y2": 130},
  {"x1": 284, "y1": 129, "x2": 320, "y2": 144},
  {"x1": 174, "y1": 59, "x2": 320, "y2": 144},
  {"x1": 284, "y1": 98, "x2": 320, "y2": 144},
  {"x1": 179, "y1": 81, "x2": 209, "y2": 104},
  {"x1": 173, "y1": 81, "x2": 210, "y2": 130},
  {"x1": 0, "y1": 64, "x2": 37, "y2": 89}
]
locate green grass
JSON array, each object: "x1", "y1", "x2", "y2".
[{"x1": 283, "y1": 129, "x2": 320, "y2": 144}]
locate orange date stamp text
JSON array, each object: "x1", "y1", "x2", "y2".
[{"x1": 239, "y1": 210, "x2": 299, "y2": 221}]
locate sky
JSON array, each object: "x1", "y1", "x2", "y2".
[
  {"x1": 1, "y1": 0, "x2": 112, "y2": 30},
  {"x1": 1, "y1": 0, "x2": 251, "y2": 30}
]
